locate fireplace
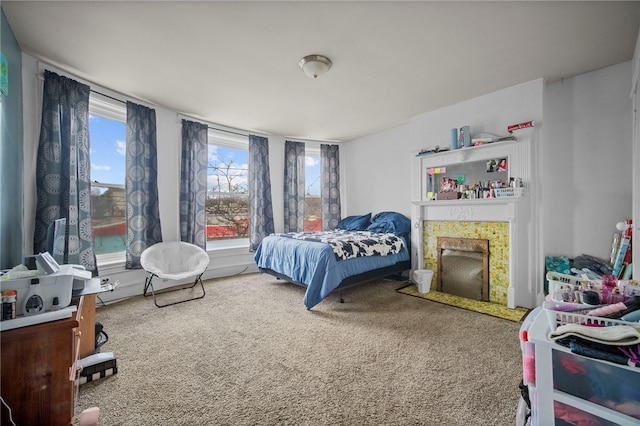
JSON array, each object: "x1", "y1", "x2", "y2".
[
  {"x1": 423, "y1": 220, "x2": 508, "y2": 305},
  {"x1": 437, "y1": 237, "x2": 489, "y2": 301},
  {"x1": 411, "y1": 133, "x2": 539, "y2": 309}
]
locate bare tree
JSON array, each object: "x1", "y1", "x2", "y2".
[{"x1": 207, "y1": 159, "x2": 249, "y2": 239}]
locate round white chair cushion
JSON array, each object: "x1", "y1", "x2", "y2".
[{"x1": 140, "y1": 241, "x2": 209, "y2": 280}]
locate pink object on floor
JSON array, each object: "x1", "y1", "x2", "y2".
[{"x1": 79, "y1": 407, "x2": 100, "y2": 426}]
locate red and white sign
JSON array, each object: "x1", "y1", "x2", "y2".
[{"x1": 507, "y1": 120, "x2": 535, "y2": 133}]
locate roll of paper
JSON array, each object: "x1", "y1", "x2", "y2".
[{"x1": 450, "y1": 128, "x2": 458, "y2": 150}]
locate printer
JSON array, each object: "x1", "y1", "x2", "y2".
[
  {"x1": 1, "y1": 265, "x2": 91, "y2": 317},
  {"x1": 0, "y1": 252, "x2": 95, "y2": 324}
]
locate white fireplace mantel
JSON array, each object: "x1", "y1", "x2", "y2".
[
  {"x1": 414, "y1": 198, "x2": 518, "y2": 221},
  {"x1": 410, "y1": 132, "x2": 539, "y2": 309},
  {"x1": 412, "y1": 197, "x2": 534, "y2": 309}
]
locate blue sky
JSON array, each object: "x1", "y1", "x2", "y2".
[
  {"x1": 89, "y1": 115, "x2": 126, "y2": 186},
  {"x1": 305, "y1": 156, "x2": 320, "y2": 196},
  {"x1": 89, "y1": 115, "x2": 321, "y2": 195}
]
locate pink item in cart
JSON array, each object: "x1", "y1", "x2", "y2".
[{"x1": 588, "y1": 302, "x2": 627, "y2": 317}]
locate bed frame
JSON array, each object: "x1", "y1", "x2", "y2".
[{"x1": 259, "y1": 259, "x2": 411, "y2": 303}]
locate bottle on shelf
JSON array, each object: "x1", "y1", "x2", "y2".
[{"x1": 2, "y1": 289, "x2": 17, "y2": 320}]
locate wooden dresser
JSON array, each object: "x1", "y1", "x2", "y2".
[{"x1": 0, "y1": 295, "x2": 92, "y2": 426}]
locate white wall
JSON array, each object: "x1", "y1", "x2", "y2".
[
  {"x1": 346, "y1": 64, "x2": 633, "y2": 273},
  {"x1": 633, "y1": 34, "x2": 640, "y2": 280},
  {"x1": 340, "y1": 123, "x2": 413, "y2": 217},
  {"x1": 543, "y1": 62, "x2": 632, "y2": 261},
  {"x1": 345, "y1": 80, "x2": 544, "y2": 216}
]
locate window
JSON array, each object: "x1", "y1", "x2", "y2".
[
  {"x1": 88, "y1": 94, "x2": 126, "y2": 258},
  {"x1": 206, "y1": 129, "x2": 249, "y2": 245},
  {"x1": 304, "y1": 150, "x2": 321, "y2": 231}
]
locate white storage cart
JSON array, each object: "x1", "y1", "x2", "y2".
[{"x1": 521, "y1": 307, "x2": 640, "y2": 425}]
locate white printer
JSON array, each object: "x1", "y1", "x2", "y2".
[{"x1": 0, "y1": 253, "x2": 95, "y2": 330}]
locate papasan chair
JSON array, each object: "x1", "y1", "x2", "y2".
[{"x1": 140, "y1": 241, "x2": 209, "y2": 307}]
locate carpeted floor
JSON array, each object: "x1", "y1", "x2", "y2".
[
  {"x1": 396, "y1": 284, "x2": 530, "y2": 322},
  {"x1": 77, "y1": 273, "x2": 524, "y2": 425}
]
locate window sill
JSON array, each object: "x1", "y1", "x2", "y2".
[
  {"x1": 206, "y1": 238, "x2": 249, "y2": 252},
  {"x1": 96, "y1": 239, "x2": 250, "y2": 274},
  {"x1": 96, "y1": 251, "x2": 126, "y2": 275}
]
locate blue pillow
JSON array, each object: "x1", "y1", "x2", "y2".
[
  {"x1": 366, "y1": 211, "x2": 411, "y2": 234},
  {"x1": 335, "y1": 213, "x2": 372, "y2": 231}
]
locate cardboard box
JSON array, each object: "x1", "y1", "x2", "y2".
[{"x1": 437, "y1": 191, "x2": 461, "y2": 200}]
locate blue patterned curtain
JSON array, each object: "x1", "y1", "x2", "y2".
[
  {"x1": 248, "y1": 135, "x2": 274, "y2": 251},
  {"x1": 321, "y1": 144, "x2": 341, "y2": 230},
  {"x1": 125, "y1": 102, "x2": 162, "y2": 269},
  {"x1": 179, "y1": 120, "x2": 208, "y2": 248},
  {"x1": 284, "y1": 141, "x2": 305, "y2": 232},
  {"x1": 34, "y1": 70, "x2": 98, "y2": 274}
]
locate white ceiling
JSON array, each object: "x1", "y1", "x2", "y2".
[{"x1": 4, "y1": 1, "x2": 640, "y2": 142}]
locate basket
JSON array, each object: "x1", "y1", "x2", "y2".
[
  {"x1": 543, "y1": 301, "x2": 638, "y2": 331},
  {"x1": 547, "y1": 271, "x2": 640, "y2": 303},
  {"x1": 547, "y1": 271, "x2": 592, "y2": 303},
  {"x1": 494, "y1": 187, "x2": 523, "y2": 198},
  {"x1": 547, "y1": 271, "x2": 583, "y2": 285}
]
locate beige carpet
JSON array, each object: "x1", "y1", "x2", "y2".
[{"x1": 77, "y1": 273, "x2": 524, "y2": 426}]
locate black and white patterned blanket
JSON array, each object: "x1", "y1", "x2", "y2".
[{"x1": 274, "y1": 230, "x2": 405, "y2": 261}]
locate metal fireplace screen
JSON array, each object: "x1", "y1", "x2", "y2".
[{"x1": 437, "y1": 237, "x2": 489, "y2": 301}]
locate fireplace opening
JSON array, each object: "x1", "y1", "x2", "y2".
[{"x1": 437, "y1": 237, "x2": 489, "y2": 301}]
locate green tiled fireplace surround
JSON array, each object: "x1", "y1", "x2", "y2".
[{"x1": 423, "y1": 221, "x2": 510, "y2": 306}]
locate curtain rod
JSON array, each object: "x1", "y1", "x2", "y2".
[
  {"x1": 91, "y1": 89, "x2": 126, "y2": 105},
  {"x1": 284, "y1": 137, "x2": 343, "y2": 145},
  {"x1": 91, "y1": 92, "x2": 250, "y2": 138},
  {"x1": 91, "y1": 90, "x2": 247, "y2": 139},
  {"x1": 177, "y1": 113, "x2": 254, "y2": 138},
  {"x1": 90, "y1": 91, "x2": 247, "y2": 139},
  {"x1": 36, "y1": 65, "x2": 129, "y2": 106},
  {"x1": 207, "y1": 126, "x2": 248, "y2": 138},
  {"x1": 38, "y1": 63, "x2": 162, "y2": 110}
]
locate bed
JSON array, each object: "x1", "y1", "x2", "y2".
[{"x1": 253, "y1": 211, "x2": 411, "y2": 309}]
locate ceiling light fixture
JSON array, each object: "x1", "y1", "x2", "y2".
[{"x1": 299, "y1": 54, "x2": 332, "y2": 79}]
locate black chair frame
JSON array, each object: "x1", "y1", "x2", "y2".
[{"x1": 142, "y1": 272, "x2": 206, "y2": 308}]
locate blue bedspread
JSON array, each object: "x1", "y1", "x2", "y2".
[{"x1": 253, "y1": 232, "x2": 409, "y2": 309}]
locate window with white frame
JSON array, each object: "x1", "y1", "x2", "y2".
[
  {"x1": 88, "y1": 93, "x2": 126, "y2": 260},
  {"x1": 206, "y1": 128, "x2": 249, "y2": 247}
]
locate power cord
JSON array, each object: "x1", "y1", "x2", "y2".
[
  {"x1": 1, "y1": 396, "x2": 17, "y2": 426},
  {"x1": 95, "y1": 264, "x2": 252, "y2": 307}
]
